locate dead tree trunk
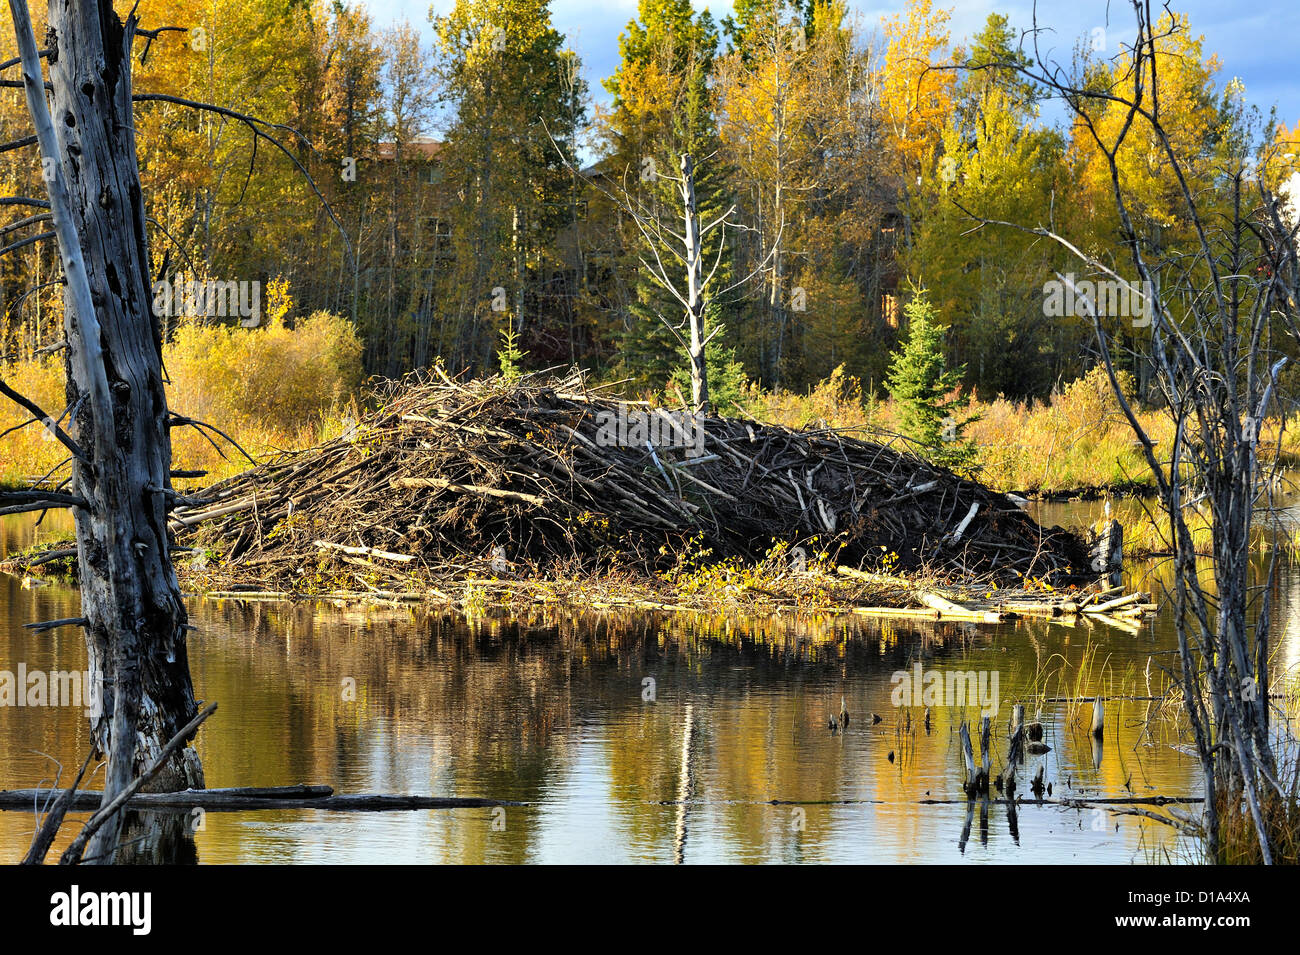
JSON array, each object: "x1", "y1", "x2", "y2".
[
  {"x1": 11, "y1": 0, "x2": 203, "y2": 862},
  {"x1": 679, "y1": 153, "x2": 710, "y2": 414}
]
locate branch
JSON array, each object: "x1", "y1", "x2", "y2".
[
  {"x1": 0, "y1": 47, "x2": 46, "y2": 72},
  {"x1": 60, "y1": 702, "x2": 217, "y2": 865},
  {"x1": 23, "y1": 617, "x2": 89, "y2": 633},
  {"x1": 0, "y1": 211, "x2": 52, "y2": 236},
  {"x1": 20, "y1": 747, "x2": 96, "y2": 866},
  {"x1": 0, "y1": 376, "x2": 88, "y2": 463},
  {"x1": 168, "y1": 412, "x2": 257, "y2": 465},
  {"x1": 0, "y1": 229, "x2": 54, "y2": 258},
  {"x1": 132, "y1": 93, "x2": 353, "y2": 267}
]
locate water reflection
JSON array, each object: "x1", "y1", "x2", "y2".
[{"x1": 3, "y1": 510, "x2": 1297, "y2": 863}]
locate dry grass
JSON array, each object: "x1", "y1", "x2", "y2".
[
  {"x1": 1, "y1": 306, "x2": 362, "y2": 489},
  {"x1": 723, "y1": 363, "x2": 1300, "y2": 495},
  {"x1": 964, "y1": 371, "x2": 1165, "y2": 494}
]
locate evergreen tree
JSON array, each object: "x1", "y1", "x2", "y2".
[{"x1": 885, "y1": 289, "x2": 976, "y2": 468}]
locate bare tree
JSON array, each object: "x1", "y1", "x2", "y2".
[
  {"x1": 560, "y1": 139, "x2": 778, "y2": 415},
  {"x1": 618, "y1": 149, "x2": 783, "y2": 415},
  {"x1": 1, "y1": 0, "x2": 345, "y2": 863},
  {"x1": 956, "y1": 1, "x2": 1300, "y2": 862},
  {"x1": 3, "y1": 0, "x2": 204, "y2": 864}
]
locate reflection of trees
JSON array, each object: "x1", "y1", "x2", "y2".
[{"x1": 1, "y1": 570, "x2": 1227, "y2": 862}]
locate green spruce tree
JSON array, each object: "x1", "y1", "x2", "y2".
[{"x1": 885, "y1": 289, "x2": 977, "y2": 469}]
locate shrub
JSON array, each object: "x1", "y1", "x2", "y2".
[
  {"x1": 0, "y1": 355, "x2": 66, "y2": 485},
  {"x1": 2, "y1": 302, "x2": 363, "y2": 486},
  {"x1": 166, "y1": 308, "x2": 362, "y2": 434},
  {"x1": 739, "y1": 364, "x2": 874, "y2": 431}
]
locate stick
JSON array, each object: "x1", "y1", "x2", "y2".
[
  {"x1": 314, "y1": 540, "x2": 415, "y2": 563},
  {"x1": 60, "y1": 702, "x2": 217, "y2": 865},
  {"x1": 396, "y1": 477, "x2": 546, "y2": 506}
]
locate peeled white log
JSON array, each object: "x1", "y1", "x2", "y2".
[{"x1": 947, "y1": 502, "x2": 980, "y2": 545}]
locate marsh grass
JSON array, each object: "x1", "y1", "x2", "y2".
[{"x1": 1124, "y1": 502, "x2": 1300, "y2": 559}]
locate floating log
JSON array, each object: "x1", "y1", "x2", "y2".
[
  {"x1": 1084, "y1": 591, "x2": 1147, "y2": 614},
  {"x1": 0, "y1": 785, "x2": 518, "y2": 812},
  {"x1": 914, "y1": 591, "x2": 1007, "y2": 622},
  {"x1": 200, "y1": 591, "x2": 293, "y2": 600},
  {"x1": 1080, "y1": 583, "x2": 1124, "y2": 605},
  {"x1": 852, "y1": 605, "x2": 1006, "y2": 624},
  {"x1": 918, "y1": 590, "x2": 973, "y2": 615},
  {"x1": 994, "y1": 600, "x2": 1078, "y2": 616}
]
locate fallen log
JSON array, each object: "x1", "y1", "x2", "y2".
[
  {"x1": 992, "y1": 599, "x2": 1078, "y2": 616},
  {"x1": 916, "y1": 591, "x2": 1006, "y2": 623},
  {"x1": 918, "y1": 590, "x2": 973, "y2": 615},
  {"x1": 0, "y1": 785, "x2": 520, "y2": 812},
  {"x1": 1084, "y1": 591, "x2": 1147, "y2": 614}
]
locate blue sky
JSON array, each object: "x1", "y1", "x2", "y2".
[{"x1": 362, "y1": 1, "x2": 1300, "y2": 127}]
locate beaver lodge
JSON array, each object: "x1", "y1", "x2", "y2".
[{"x1": 66, "y1": 368, "x2": 1159, "y2": 622}]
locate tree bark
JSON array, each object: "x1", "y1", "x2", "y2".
[{"x1": 12, "y1": 0, "x2": 204, "y2": 861}]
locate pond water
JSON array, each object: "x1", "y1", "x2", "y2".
[{"x1": 2, "y1": 501, "x2": 1298, "y2": 864}]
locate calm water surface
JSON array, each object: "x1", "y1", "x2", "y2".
[{"x1": 3, "y1": 502, "x2": 1298, "y2": 864}]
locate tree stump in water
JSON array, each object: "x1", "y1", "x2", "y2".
[
  {"x1": 1089, "y1": 519, "x2": 1124, "y2": 588},
  {"x1": 1091, "y1": 697, "x2": 1105, "y2": 737}
]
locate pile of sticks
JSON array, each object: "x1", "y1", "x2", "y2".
[{"x1": 173, "y1": 370, "x2": 1088, "y2": 592}]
